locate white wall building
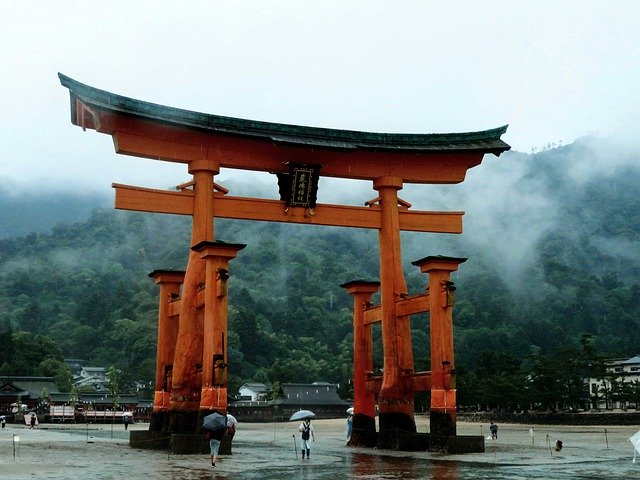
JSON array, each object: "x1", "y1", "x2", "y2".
[
  {"x1": 238, "y1": 382, "x2": 269, "y2": 402},
  {"x1": 74, "y1": 367, "x2": 108, "y2": 391},
  {"x1": 589, "y1": 355, "x2": 640, "y2": 409}
]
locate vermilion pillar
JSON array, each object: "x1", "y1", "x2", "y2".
[
  {"x1": 412, "y1": 255, "x2": 467, "y2": 441},
  {"x1": 374, "y1": 176, "x2": 416, "y2": 442},
  {"x1": 148, "y1": 270, "x2": 185, "y2": 412},
  {"x1": 340, "y1": 280, "x2": 380, "y2": 447},
  {"x1": 171, "y1": 159, "x2": 218, "y2": 415},
  {"x1": 192, "y1": 241, "x2": 246, "y2": 413}
]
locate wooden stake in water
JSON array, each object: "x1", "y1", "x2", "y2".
[
  {"x1": 13, "y1": 434, "x2": 20, "y2": 460},
  {"x1": 293, "y1": 434, "x2": 298, "y2": 459},
  {"x1": 605, "y1": 428, "x2": 609, "y2": 450}
]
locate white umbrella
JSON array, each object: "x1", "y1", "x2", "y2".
[
  {"x1": 122, "y1": 412, "x2": 133, "y2": 417},
  {"x1": 629, "y1": 429, "x2": 640, "y2": 463},
  {"x1": 346, "y1": 407, "x2": 354, "y2": 415},
  {"x1": 289, "y1": 410, "x2": 316, "y2": 422}
]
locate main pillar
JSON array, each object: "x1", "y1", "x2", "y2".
[
  {"x1": 169, "y1": 159, "x2": 219, "y2": 432},
  {"x1": 412, "y1": 256, "x2": 466, "y2": 444},
  {"x1": 373, "y1": 176, "x2": 416, "y2": 447},
  {"x1": 340, "y1": 280, "x2": 380, "y2": 447}
]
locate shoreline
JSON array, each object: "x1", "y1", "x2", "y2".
[{"x1": 1, "y1": 416, "x2": 639, "y2": 478}]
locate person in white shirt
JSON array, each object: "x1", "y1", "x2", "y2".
[{"x1": 298, "y1": 417, "x2": 315, "y2": 459}]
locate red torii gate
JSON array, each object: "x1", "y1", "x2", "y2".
[{"x1": 59, "y1": 73, "x2": 509, "y2": 450}]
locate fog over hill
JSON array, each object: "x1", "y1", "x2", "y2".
[
  {"x1": 1, "y1": 135, "x2": 638, "y2": 289},
  {"x1": 0, "y1": 135, "x2": 638, "y2": 393}
]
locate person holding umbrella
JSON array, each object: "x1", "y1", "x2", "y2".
[
  {"x1": 203, "y1": 411, "x2": 227, "y2": 467},
  {"x1": 298, "y1": 417, "x2": 315, "y2": 460}
]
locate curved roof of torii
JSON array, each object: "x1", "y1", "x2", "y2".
[
  {"x1": 60, "y1": 73, "x2": 510, "y2": 154},
  {"x1": 59, "y1": 73, "x2": 510, "y2": 184}
]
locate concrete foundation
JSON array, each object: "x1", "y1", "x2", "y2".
[
  {"x1": 132, "y1": 410, "x2": 233, "y2": 455},
  {"x1": 376, "y1": 412, "x2": 416, "y2": 450},
  {"x1": 130, "y1": 431, "x2": 232, "y2": 455},
  {"x1": 348, "y1": 414, "x2": 376, "y2": 447}
]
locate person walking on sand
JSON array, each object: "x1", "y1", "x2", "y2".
[
  {"x1": 123, "y1": 414, "x2": 130, "y2": 430},
  {"x1": 299, "y1": 417, "x2": 315, "y2": 460},
  {"x1": 206, "y1": 427, "x2": 226, "y2": 467},
  {"x1": 30, "y1": 414, "x2": 36, "y2": 429},
  {"x1": 1, "y1": 416, "x2": 5, "y2": 429},
  {"x1": 489, "y1": 422, "x2": 498, "y2": 439}
]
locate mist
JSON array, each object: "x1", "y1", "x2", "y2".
[{"x1": 2, "y1": 135, "x2": 638, "y2": 294}]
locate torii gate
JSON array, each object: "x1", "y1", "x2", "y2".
[{"x1": 59, "y1": 74, "x2": 510, "y2": 447}]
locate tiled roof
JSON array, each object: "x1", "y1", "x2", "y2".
[
  {"x1": 240, "y1": 383, "x2": 269, "y2": 392},
  {"x1": 0, "y1": 377, "x2": 60, "y2": 397},
  {"x1": 59, "y1": 74, "x2": 510, "y2": 155},
  {"x1": 275, "y1": 383, "x2": 349, "y2": 406}
]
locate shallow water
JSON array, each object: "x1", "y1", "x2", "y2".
[{"x1": 2, "y1": 421, "x2": 640, "y2": 479}]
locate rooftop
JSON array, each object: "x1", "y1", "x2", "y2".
[{"x1": 59, "y1": 73, "x2": 509, "y2": 155}]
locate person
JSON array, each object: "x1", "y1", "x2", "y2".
[
  {"x1": 555, "y1": 439, "x2": 563, "y2": 452},
  {"x1": 489, "y1": 422, "x2": 498, "y2": 439},
  {"x1": 123, "y1": 414, "x2": 130, "y2": 430},
  {"x1": 206, "y1": 427, "x2": 226, "y2": 467},
  {"x1": 30, "y1": 414, "x2": 36, "y2": 429},
  {"x1": 226, "y1": 413, "x2": 238, "y2": 442},
  {"x1": 1, "y1": 416, "x2": 6, "y2": 428},
  {"x1": 298, "y1": 417, "x2": 315, "y2": 460},
  {"x1": 346, "y1": 415, "x2": 353, "y2": 444}
]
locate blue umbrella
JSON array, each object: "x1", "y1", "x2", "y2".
[{"x1": 203, "y1": 412, "x2": 226, "y2": 432}]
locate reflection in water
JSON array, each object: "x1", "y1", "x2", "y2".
[{"x1": 351, "y1": 452, "x2": 458, "y2": 479}]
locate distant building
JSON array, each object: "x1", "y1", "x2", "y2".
[
  {"x1": 49, "y1": 392, "x2": 138, "y2": 423},
  {"x1": 0, "y1": 376, "x2": 60, "y2": 415},
  {"x1": 589, "y1": 355, "x2": 640, "y2": 409},
  {"x1": 64, "y1": 358, "x2": 86, "y2": 377},
  {"x1": 74, "y1": 367, "x2": 108, "y2": 391},
  {"x1": 272, "y1": 382, "x2": 350, "y2": 420},
  {"x1": 230, "y1": 381, "x2": 350, "y2": 422},
  {"x1": 238, "y1": 382, "x2": 269, "y2": 402}
]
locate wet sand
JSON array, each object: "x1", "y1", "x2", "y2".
[{"x1": 1, "y1": 415, "x2": 639, "y2": 479}]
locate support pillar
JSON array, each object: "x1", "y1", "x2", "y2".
[
  {"x1": 340, "y1": 280, "x2": 380, "y2": 447},
  {"x1": 373, "y1": 176, "x2": 416, "y2": 447},
  {"x1": 192, "y1": 241, "x2": 246, "y2": 414},
  {"x1": 148, "y1": 270, "x2": 184, "y2": 431},
  {"x1": 412, "y1": 256, "x2": 467, "y2": 443}
]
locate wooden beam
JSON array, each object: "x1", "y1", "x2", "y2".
[
  {"x1": 363, "y1": 292, "x2": 431, "y2": 325},
  {"x1": 112, "y1": 183, "x2": 463, "y2": 233},
  {"x1": 111, "y1": 128, "x2": 482, "y2": 184},
  {"x1": 113, "y1": 183, "x2": 194, "y2": 215}
]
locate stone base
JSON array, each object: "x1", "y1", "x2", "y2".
[
  {"x1": 130, "y1": 430, "x2": 171, "y2": 450},
  {"x1": 171, "y1": 433, "x2": 233, "y2": 455},
  {"x1": 130, "y1": 431, "x2": 233, "y2": 455},
  {"x1": 377, "y1": 412, "x2": 416, "y2": 450},
  {"x1": 349, "y1": 414, "x2": 376, "y2": 447}
]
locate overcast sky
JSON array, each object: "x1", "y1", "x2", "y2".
[{"x1": 1, "y1": 1, "x2": 639, "y2": 194}]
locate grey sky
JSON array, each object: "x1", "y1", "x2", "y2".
[{"x1": 1, "y1": 1, "x2": 638, "y2": 193}]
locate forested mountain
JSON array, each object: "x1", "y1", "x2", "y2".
[{"x1": 0, "y1": 136, "x2": 638, "y2": 410}]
